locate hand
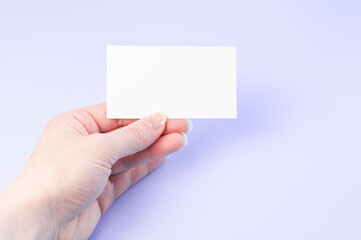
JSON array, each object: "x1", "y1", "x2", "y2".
[{"x1": 0, "y1": 103, "x2": 191, "y2": 239}]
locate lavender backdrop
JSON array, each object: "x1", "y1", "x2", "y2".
[{"x1": 1, "y1": 1, "x2": 360, "y2": 239}]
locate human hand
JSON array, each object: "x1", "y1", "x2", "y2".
[{"x1": 0, "y1": 103, "x2": 191, "y2": 239}]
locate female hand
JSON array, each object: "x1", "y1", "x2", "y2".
[{"x1": 0, "y1": 103, "x2": 191, "y2": 239}]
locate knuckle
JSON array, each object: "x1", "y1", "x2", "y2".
[
  {"x1": 124, "y1": 125, "x2": 146, "y2": 147},
  {"x1": 44, "y1": 114, "x2": 66, "y2": 130},
  {"x1": 85, "y1": 134, "x2": 117, "y2": 165},
  {"x1": 71, "y1": 109, "x2": 99, "y2": 133}
]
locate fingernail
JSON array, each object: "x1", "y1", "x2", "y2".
[
  {"x1": 181, "y1": 132, "x2": 188, "y2": 146},
  {"x1": 186, "y1": 119, "x2": 193, "y2": 132},
  {"x1": 147, "y1": 113, "x2": 167, "y2": 129}
]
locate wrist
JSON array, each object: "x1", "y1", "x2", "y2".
[{"x1": 0, "y1": 173, "x2": 59, "y2": 240}]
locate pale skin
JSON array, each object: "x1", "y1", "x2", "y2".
[{"x1": 0, "y1": 103, "x2": 191, "y2": 239}]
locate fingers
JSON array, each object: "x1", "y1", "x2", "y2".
[
  {"x1": 98, "y1": 112, "x2": 167, "y2": 165},
  {"x1": 97, "y1": 157, "x2": 165, "y2": 215},
  {"x1": 80, "y1": 103, "x2": 192, "y2": 134},
  {"x1": 163, "y1": 119, "x2": 191, "y2": 135},
  {"x1": 111, "y1": 132, "x2": 186, "y2": 175},
  {"x1": 81, "y1": 103, "x2": 138, "y2": 133}
]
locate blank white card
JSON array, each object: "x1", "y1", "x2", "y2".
[{"x1": 107, "y1": 46, "x2": 237, "y2": 119}]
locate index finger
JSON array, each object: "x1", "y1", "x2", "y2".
[
  {"x1": 81, "y1": 103, "x2": 137, "y2": 132},
  {"x1": 81, "y1": 103, "x2": 191, "y2": 134}
]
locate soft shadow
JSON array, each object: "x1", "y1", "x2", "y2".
[
  {"x1": 89, "y1": 83, "x2": 288, "y2": 239},
  {"x1": 168, "y1": 83, "x2": 287, "y2": 173}
]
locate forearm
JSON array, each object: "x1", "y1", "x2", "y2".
[{"x1": 0, "y1": 174, "x2": 58, "y2": 240}]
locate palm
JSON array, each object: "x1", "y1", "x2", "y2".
[{"x1": 50, "y1": 104, "x2": 188, "y2": 239}]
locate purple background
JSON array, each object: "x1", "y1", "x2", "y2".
[{"x1": 1, "y1": 1, "x2": 361, "y2": 239}]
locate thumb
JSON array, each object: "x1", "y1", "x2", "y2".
[{"x1": 100, "y1": 112, "x2": 167, "y2": 165}]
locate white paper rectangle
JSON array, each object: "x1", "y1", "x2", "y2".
[{"x1": 107, "y1": 46, "x2": 237, "y2": 119}]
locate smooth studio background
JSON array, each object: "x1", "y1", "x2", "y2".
[{"x1": 1, "y1": 1, "x2": 360, "y2": 239}]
